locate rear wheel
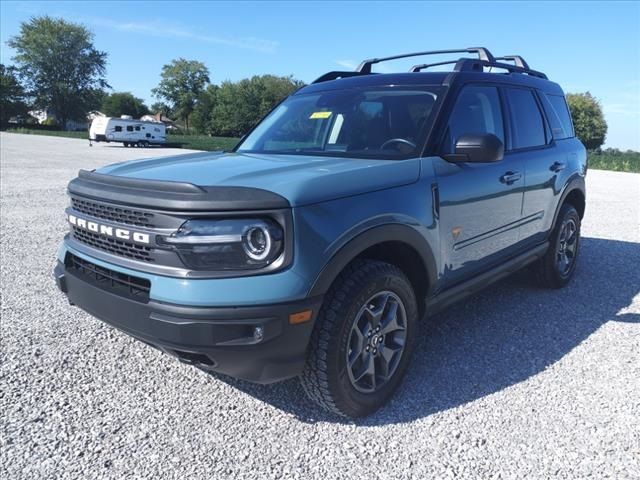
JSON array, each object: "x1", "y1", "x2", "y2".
[
  {"x1": 533, "y1": 203, "x2": 581, "y2": 288},
  {"x1": 300, "y1": 259, "x2": 418, "y2": 417}
]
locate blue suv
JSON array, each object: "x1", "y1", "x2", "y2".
[{"x1": 55, "y1": 48, "x2": 586, "y2": 417}]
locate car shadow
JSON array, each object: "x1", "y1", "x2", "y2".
[{"x1": 208, "y1": 236, "x2": 640, "y2": 425}]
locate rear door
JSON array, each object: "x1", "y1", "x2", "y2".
[{"x1": 434, "y1": 84, "x2": 525, "y2": 287}]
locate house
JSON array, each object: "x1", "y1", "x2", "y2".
[
  {"x1": 28, "y1": 108, "x2": 104, "y2": 131},
  {"x1": 140, "y1": 112, "x2": 179, "y2": 130}
]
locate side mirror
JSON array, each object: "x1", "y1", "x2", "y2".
[{"x1": 442, "y1": 133, "x2": 504, "y2": 163}]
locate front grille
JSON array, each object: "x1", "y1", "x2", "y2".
[
  {"x1": 71, "y1": 196, "x2": 155, "y2": 228},
  {"x1": 65, "y1": 253, "x2": 150, "y2": 303},
  {"x1": 72, "y1": 227, "x2": 154, "y2": 262}
]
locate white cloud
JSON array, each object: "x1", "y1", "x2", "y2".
[
  {"x1": 603, "y1": 103, "x2": 640, "y2": 116},
  {"x1": 335, "y1": 60, "x2": 358, "y2": 70},
  {"x1": 87, "y1": 18, "x2": 278, "y2": 54}
]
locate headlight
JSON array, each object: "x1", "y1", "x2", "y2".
[{"x1": 159, "y1": 218, "x2": 284, "y2": 271}]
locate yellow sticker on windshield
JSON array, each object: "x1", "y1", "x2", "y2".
[{"x1": 309, "y1": 111, "x2": 332, "y2": 119}]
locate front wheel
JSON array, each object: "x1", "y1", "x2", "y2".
[
  {"x1": 533, "y1": 203, "x2": 581, "y2": 288},
  {"x1": 300, "y1": 259, "x2": 418, "y2": 417}
]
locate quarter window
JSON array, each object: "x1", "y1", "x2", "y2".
[
  {"x1": 443, "y1": 86, "x2": 504, "y2": 153},
  {"x1": 543, "y1": 94, "x2": 574, "y2": 139},
  {"x1": 505, "y1": 88, "x2": 546, "y2": 149}
]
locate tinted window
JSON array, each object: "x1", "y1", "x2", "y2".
[
  {"x1": 126, "y1": 125, "x2": 134, "y2": 132},
  {"x1": 114, "y1": 126, "x2": 122, "y2": 132},
  {"x1": 237, "y1": 88, "x2": 439, "y2": 159},
  {"x1": 506, "y1": 88, "x2": 546, "y2": 148},
  {"x1": 135, "y1": 126, "x2": 141, "y2": 131},
  {"x1": 443, "y1": 86, "x2": 504, "y2": 153},
  {"x1": 543, "y1": 94, "x2": 574, "y2": 139}
]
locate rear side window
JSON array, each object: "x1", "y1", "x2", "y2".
[
  {"x1": 505, "y1": 88, "x2": 546, "y2": 149},
  {"x1": 443, "y1": 85, "x2": 504, "y2": 152},
  {"x1": 543, "y1": 94, "x2": 574, "y2": 139}
]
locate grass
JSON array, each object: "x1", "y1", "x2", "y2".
[
  {"x1": 167, "y1": 134, "x2": 240, "y2": 151},
  {"x1": 5, "y1": 128, "x2": 639, "y2": 172},
  {"x1": 588, "y1": 151, "x2": 640, "y2": 173},
  {"x1": 6, "y1": 128, "x2": 87, "y2": 139},
  {"x1": 5, "y1": 128, "x2": 240, "y2": 152}
]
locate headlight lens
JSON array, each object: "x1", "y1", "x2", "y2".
[{"x1": 160, "y1": 218, "x2": 284, "y2": 270}]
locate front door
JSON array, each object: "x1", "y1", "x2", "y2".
[{"x1": 434, "y1": 84, "x2": 524, "y2": 287}]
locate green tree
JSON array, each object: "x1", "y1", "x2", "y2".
[
  {"x1": 101, "y1": 92, "x2": 149, "y2": 118},
  {"x1": 0, "y1": 64, "x2": 29, "y2": 126},
  {"x1": 191, "y1": 84, "x2": 219, "y2": 134},
  {"x1": 211, "y1": 75, "x2": 304, "y2": 136},
  {"x1": 7, "y1": 16, "x2": 109, "y2": 130},
  {"x1": 152, "y1": 58, "x2": 210, "y2": 131},
  {"x1": 150, "y1": 101, "x2": 171, "y2": 117},
  {"x1": 566, "y1": 92, "x2": 607, "y2": 150}
]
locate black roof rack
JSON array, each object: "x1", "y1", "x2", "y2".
[
  {"x1": 311, "y1": 70, "x2": 369, "y2": 84},
  {"x1": 356, "y1": 47, "x2": 495, "y2": 74},
  {"x1": 409, "y1": 59, "x2": 462, "y2": 73},
  {"x1": 311, "y1": 47, "x2": 548, "y2": 84},
  {"x1": 454, "y1": 58, "x2": 547, "y2": 79},
  {"x1": 495, "y1": 55, "x2": 530, "y2": 69}
]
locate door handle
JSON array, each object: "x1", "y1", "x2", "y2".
[
  {"x1": 550, "y1": 161, "x2": 566, "y2": 172},
  {"x1": 500, "y1": 171, "x2": 522, "y2": 185}
]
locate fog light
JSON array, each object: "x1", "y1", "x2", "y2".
[{"x1": 253, "y1": 326, "x2": 264, "y2": 341}]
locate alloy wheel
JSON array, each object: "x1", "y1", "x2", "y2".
[{"x1": 346, "y1": 291, "x2": 407, "y2": 393}]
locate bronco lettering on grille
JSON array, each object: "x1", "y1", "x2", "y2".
[{"x1": 68, "y1": 214, "x2": 150, "y2": 244}]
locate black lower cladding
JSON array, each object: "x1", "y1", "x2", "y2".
[{"x1": 55, "y1": 255, "x2": 322, "y2": 383}]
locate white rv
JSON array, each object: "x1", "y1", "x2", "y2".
[{"x1": 89, "y1": 115, "x2": 167, "y2": 147}]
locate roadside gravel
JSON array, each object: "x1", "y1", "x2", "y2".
[{"x1": 1, "y1": 132, "x2": 639, "y2": 479}]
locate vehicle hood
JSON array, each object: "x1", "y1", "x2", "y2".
[{"x1": 96, "y1": 151, "x2": 420, "y2": 207}]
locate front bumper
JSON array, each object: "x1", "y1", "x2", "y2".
[{"x1": 54, "y1": 259, "x2": 322, "y2": 383}]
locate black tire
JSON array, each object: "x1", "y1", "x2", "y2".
[
  {"x1": 123, "y1": 142, "x2": 130, "y2": 148},
  {"x1": 142, "y1": 140, "x2": 150, "y2": 148},
  {"x1": 533, "y1": 203, "x2": 581, "y2": 288},
  {"x1": 300, "y1": 259, "x2": 418, "y2": 417}
]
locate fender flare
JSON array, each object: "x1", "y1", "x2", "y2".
[
  {"x1": 551, "y1": 175, "x2": 586, "y2": 229},
  {"x1": 308, "y1": 223, "x2": 438, "y2": 297}
]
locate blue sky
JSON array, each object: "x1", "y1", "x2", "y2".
[{"x1": 1, "y1": 1, "x2": 639, "y2": 149}]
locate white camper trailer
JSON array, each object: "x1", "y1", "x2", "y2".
[{"x1": 89, "y1": 115, "x2": 167, "y2": 147}]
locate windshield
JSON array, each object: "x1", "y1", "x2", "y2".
[{"x1": 237, "y1": 86, "x2": 441, "y2": 159}]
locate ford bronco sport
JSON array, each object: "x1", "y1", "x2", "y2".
[{"x1": 55, "y1": 48, "x2": 586, "y2": 417}]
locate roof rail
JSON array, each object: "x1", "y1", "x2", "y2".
[
  {"x1": 311, "y1": 71, "x2": 369, "y2": 84},
  {"x1": 495, "y1": 55, "x2": 530, "y2": 69},
  {"x1": 356, "y1": 47, "x2": 495, "y2": 74},
  {"x1": 454, "y1": 58, "x2": 547, "y2": 79},
  {"x1": 409, "y1": 60, "x2": 461, "y2": 73},
  {"x1": 311, "y1": 48, "x2": 547, "y2": 84}
]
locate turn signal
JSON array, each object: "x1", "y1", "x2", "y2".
[{"x1": 289, "y1": 310, "x2": 313, "y2": 325}]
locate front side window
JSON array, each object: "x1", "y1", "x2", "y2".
[
  {"x1": 506, "y1": 88, "x2": 546, "y2": 149},
  {"x1": 442, "y1": 85, "x2": 504, "y2": 153},
  {"x1": 237, "y1": 87, "x2": 440, "y2": 158}
]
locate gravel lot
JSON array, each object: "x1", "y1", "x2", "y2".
[{"x1": 1, "y1": 132, "x2": 639, "y2": 479}]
